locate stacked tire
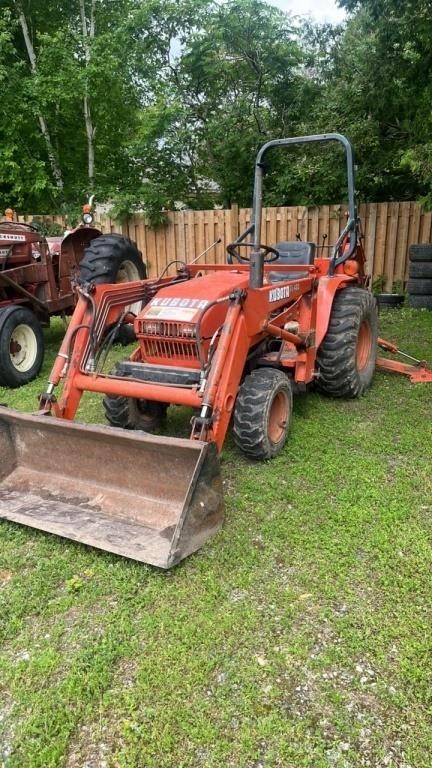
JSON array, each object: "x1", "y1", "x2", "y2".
[{"x1": 407, "y1": 245, "x2": 432, "y2": 310}]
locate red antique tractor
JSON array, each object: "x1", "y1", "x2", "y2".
[
  {"x1": 0, "y1": 201, "x2": 145, "y2": 387},
  {"x1": 0, "y1": 134, "x2": 430, "y2": 567}
]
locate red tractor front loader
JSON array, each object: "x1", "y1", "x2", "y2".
[{"x1": 0, "y1": 134, "x2": 422, "y2": 567}]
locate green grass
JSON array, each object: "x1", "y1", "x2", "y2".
[{"x1": 0, "y1": 307, "x2": 431, "y2": 768}]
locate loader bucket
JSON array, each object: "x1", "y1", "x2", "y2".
[{"x1": 0, "y1": 408, "x2": 223, "y2": 568}]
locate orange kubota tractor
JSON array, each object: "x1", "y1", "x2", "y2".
[{"x1": 0, "y1": 134, "x2": 430, "y2": 568}]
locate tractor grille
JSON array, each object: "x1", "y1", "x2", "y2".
[
  {"x1": 141, "y1": 338, "x2": 199, "y2": 361},
  {"x1": 138, "y1": 320, "x2": 199, "y2": 361}
]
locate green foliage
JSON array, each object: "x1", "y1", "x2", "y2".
[
  {"x1": 108, "y1": 188, "x2": 169, "y2": 228},
  {"x1": 176, "y1": 0, "x2": 310, "y2": 206},
  {"x1": 1, "y1": 0, "x2": 432, "y2": 217},
  {"x1": 320, "y1": 0, "x2": 432, "y2": 203}
]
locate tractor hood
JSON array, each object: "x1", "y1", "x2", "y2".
[
  {"x1": 136, "y1": 270, "x2": 250, "y2": 368},
  {"x1": 140, "y1": 270, "x2": 249, "y2": 324}
]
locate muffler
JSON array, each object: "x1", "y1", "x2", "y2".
[{"x1": 0, "y1": 408, "x2": 223, "y2": 568}]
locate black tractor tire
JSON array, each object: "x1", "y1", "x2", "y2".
[
  {"x1": 115, "y1": 324, "x2": 137, "y2": 346},
  {"x1": 408, "y1": 261, "x2": 432, "y2": 279},
  {"x1": 408, "y1": 294, "x2": 432, "y2": 310},
  {"x1": 409, "y1": 244, "x2": 432, "y2": 263},
  {"x1": 103, "y1": 366, "x2": 167, "y2": 431},
  {"x1": 80, "y1": 234, "x2": 146, "y2": 342},
  {"x1": 406, "y1": 278, "x2": 432, "y2": 295},
  {"x1": 103, "y1": 395, "x2": 166, "y2": 432},
  {"x1": 0, "y1": 306, "x2": 44, "y2": 388},
  {"x1": 375, "y1": 293, "x2": 404, "y2": 310},
  {"x1": 316, "y1": 286, "x2": 378, "y2": 398},
  {"x1": 233, "y1": 368, "x2": 293, "y2": 460},
  {"x1": 79, "y1": 233, "x2": 146, "y2": 284}
]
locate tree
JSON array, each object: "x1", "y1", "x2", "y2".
[
  {"x1": 316, "y1": 0, "x2": 432, "y2": 202},
  {"x1": 0, "y1": 0, "x2": 143, "y2": 210},
  {"x1": 176, "y1": 0, "x2": 311, "y2": 206}
]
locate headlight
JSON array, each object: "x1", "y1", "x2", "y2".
[{"x1": 143, "y1": 322, "x2": 161, "y2": 335}]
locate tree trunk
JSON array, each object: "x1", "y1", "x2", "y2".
[
  {"x1": 79, "y1": 0, "x2": 96, "y2": 188},
  {"x1": 18, "y1": 8, "x2": 64, "y2": 192}
]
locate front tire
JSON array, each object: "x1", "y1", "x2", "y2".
[
  {"x1": 103, "y1": 395, "x2": 167, "y2": 432},
  {"x1": 316, "y1": 286, "x2": 377, "y2": 398},
  {"x1": 0, "y1": 306, "x2": 44, "y2": 388},
  {"x1": 103, "y1": 366, "x2": 167, "y2": 431},
  {"x1": 233, "y1": 368, "x2": 293, "y2": 459}
]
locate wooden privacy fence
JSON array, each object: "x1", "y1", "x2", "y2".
[{"x1": 22, "y1": 201, "x2": 432, "y2": 289}]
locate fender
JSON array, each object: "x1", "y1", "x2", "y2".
[{"x1": 315, "y1": 275, "x2": 357, "y2": 348}]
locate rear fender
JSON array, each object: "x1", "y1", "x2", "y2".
[
  {"x1": 61, "y1": 226, "x2": 101, "y2": 252},
  {"x1": 315, "y1": 275, "x2": 356, "y2": 348},
  {"x1": 59, "y1": 227, "x2": 102, "y2": 285}
]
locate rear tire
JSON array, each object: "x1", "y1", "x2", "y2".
[
  {"x1": 79, "y1": 234, "x2": 146, "y2": 284},
  {"x1": 80, "y1": 233, "x2": 147, "y2": 334},
  {"x1": 233, "y1": 368, "x2": 293, "y2": 459},
  {"x1": 0, "y1": 307, "x2": 44, "y2": 388},
  {"x1": 316, "y1": 286, "x2": 377, "y2": 398}
]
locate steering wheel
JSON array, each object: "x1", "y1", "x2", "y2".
[{"x1": 227, "y1": 242, "x2": 280, "y2": 264}]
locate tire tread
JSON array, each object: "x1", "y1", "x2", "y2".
[{"x1": 316, "y1": 286, "x2": 377, "y2": 398}]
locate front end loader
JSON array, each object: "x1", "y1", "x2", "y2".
[{"x1": 0, "y1": 133, "x2": 412, "y2": 567}]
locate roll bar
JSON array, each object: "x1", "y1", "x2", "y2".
[{"x1": 244, "y1": 133, "x2": 357, "y2": 288}]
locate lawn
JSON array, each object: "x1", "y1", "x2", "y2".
[{"x1": 0, "y1": 307, "x2": 431, "y2": 768}]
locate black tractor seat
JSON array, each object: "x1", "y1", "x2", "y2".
[{"x1": 268, "y1": 241, "x2": 315, "y2": 282}]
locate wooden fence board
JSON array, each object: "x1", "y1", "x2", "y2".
[
  {"x1": 384, "y1": 202, "x2": 399, "y2": 291},
  {"x1": 394, "y1": 202, "x2": 410, "y2": 286},
  {"x1": 364, "y1": 203, "x2": 377, "y2": 277},
  {"x1": 373, "y1": 203, "x2": 388, "y2": 286},
  {"x1": 420, "y1": 210, "x2": 432, "y2": 243}
]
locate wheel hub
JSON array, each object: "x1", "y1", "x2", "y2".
[
  {"x1": 268, "y1": 391, "x2": 289, "y2": 443},
  {"x1": 9, "y1": 324, "x2": 38, "y2": 372},
  {"x1": 356, "y1": 320, "x2": 372, "y2": 370}
]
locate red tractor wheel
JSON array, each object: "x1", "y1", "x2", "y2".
[{"x1": 233, "y1": 368, "x2": 293, "y2": 459}]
